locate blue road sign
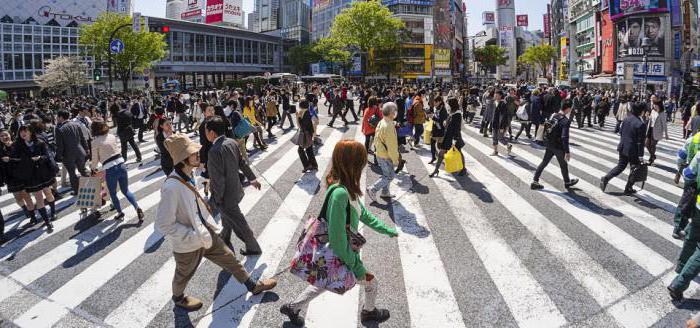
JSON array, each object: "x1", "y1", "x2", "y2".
[{"x1": 110, "y1": 39, "x2": 125, "y2": 54}]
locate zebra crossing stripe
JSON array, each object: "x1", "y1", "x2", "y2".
[
  {"x1": 195, "y1": 128, "x2": 346, "y2": 328},
  {"x1": 417, "y1": 152, "x2": 566, "y2": 327}
]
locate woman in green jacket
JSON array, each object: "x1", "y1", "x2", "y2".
[{"x1": 280, "y1": 140, "x2": 398, "y2": 327}]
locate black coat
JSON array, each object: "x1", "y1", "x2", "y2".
[
  {"x1": 156, "y1": 132, "x2": 173, "y2": 174},
  {"x1": 441, "y1": 111, "x2": 465, "y2": 150},
  {"x1": 617, "y1": 115, "x2": 646, "y2": 160},
  {"x1": 492, "y1": 101, "x2": 510, "y2": 130},
  {"x1": 15, "y1": 139, "x2": 56, "y2": 189},
  {"x1": 431, "y1": 103, "x2": 449, "y2": 138},
  {"x1": 115, "y1": 109, "x2": 135, "y2": 139}
]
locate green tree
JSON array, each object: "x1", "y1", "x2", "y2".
[
  {"x1": 473, "y1": 45, "x2": 508, "y2": 74},
  {"x1": 329, "y1": 1, "x2": 404, "y2": 76},
  {"x1": 518, "y1": 44, "x2": 557, "y2": 79},
  {"x1": 79, "y1": 12, "x2": 167, "y2": 91},
  {"x1": 313, "y1": 37, "x2": 352, "y2": 73},
  {"x1": 288, "y1": 44, "x2": 321, "y2": 75}
]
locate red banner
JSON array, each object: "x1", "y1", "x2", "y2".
[
  {"x1": 205, "y1": 0, "x2": 223, "y2": 24},
  {"x1": 543, "y1": 14, "x2": 550, "y2": 36},
  {"x1": 516, "y1": 14, "x2": 528, "y2": 27}
]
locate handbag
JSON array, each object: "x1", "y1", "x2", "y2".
[
  {"x1": 233, "y1": 117, "x2": 253, "y2": 139},
  {"x1": 76, "y1": 176, "x2": 104, "y2": 209},
  {"x1": 397, "y1": 123, "x2": 413, "y2": 137},
  {"x1": 368, "y1": 113, "x2": 381, "y2": 128},
  {"x1": 629, "y1": 163, "x2": 648, "y2": 189},
  {"x1": 516, "y1": 104, "x2": 529, "y2": 121},
  {"x1": 423, "y1": 119, "x2": 433, "y2": 145},
  {"x1": 289, "y1": 185, "x2": 365, "y2": 294}
]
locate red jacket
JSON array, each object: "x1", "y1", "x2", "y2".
[{"x1": 362, "y1": 106, "x2": 383, "y2": 136}]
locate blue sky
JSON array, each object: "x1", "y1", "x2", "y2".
[
  {"x1": 466, "y1": 1, "x2": 548, "y2": 35},
  {"x1": 134, "y1": 0, "x2": 549, "y2": 34}
]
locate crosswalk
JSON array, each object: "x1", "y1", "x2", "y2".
[{"x1": 0, "y1": 110, "x2": 695, "y2": 327}]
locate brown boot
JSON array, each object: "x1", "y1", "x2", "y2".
[
  {"x1": 251, "y1": 278, "x2": 277, "y2": 295},
  {"x1": 173, "y1": 295, "x2": 203, "y2": 311}
]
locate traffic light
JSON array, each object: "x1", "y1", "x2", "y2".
[
  {"x1": 93, "y1": 68, "x2": 102, "y2": 81},
  {"x1": 149, "y1": 25, "x2": 170, "y2": 34}
]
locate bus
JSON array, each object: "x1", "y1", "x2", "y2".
[{"x1": 300, "y1": 74, "x2": 344, "y2": 85}]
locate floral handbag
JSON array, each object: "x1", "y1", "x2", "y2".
[{"x1": 289, "y1": 185, "x2": 363, "y2": 294}]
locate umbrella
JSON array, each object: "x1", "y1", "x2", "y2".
[{"x1": 0, "y1": 90, "x2": 7, "y2": 101}]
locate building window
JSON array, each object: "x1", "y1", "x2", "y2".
[
  {"x1": 183, "y1": 32, "x2": 194, "y2": 62},
  {"x1": 226, "y1": 38, "x2": 234, "y2": 63},
  {"x1": 235, "y1": 39, "x2": 243, "y2": 63},
  {"x1": 172, "y1": 31, "x2": 183, "y2": 62},
  {"x1": 195, "y1": 34, "x2": 205, "y2": 62},
  {"x1": 206, "y1": 35, "x2": 214, "y2": 62},
  {"x1": 252, "y1": 41, "x2": 259, "y2": 64},
  {"x1": 3, "y1": 53, "x2": 11, "y2": 70},
  {"x1": 244, "y1": 40, "x2": 251, "y2": 63},
  {"x1": 34, "y1": 53, "x2": 42, "y2": 69},
  {"x1": 216, "y1": 36, "x2": 225, "y2": 62},
  {"x1": 13, "y1": 53, "x2": 22, "y2": 69}
]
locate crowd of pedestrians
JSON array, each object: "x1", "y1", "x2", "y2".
[{"x1": 2, "y1": 76, "x2": 700, "y2": 326}]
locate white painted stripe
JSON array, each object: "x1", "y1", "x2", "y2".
[
  {"x1": 0, "y1": 190, "x2": 162, "y2": 304},
  {"x1": 418, "y1": 153, "x2": 566, "y2": 327},
  {"x1": 195, "y1": 128, "x2": 346, "y2": 328},
  {"x1": 102, "y1": 127, "x2": 305, "y2": 327},
  {"x1": 468, "y1": 127, "x2": 683, "y2": 247},
  {"x1": 565, "y1": 125, "x2": 677, "y2": 164},
  {"x1": 466, "y1": 135, "x2": 673, "y2": 276},
  {"x1": 12, "y1": 222, "x2": 164, "y2": 328},
  {"x1": 260, "y1": 125, "x2": 327, "y2": 184},
  {"x1": 388, "y1": 181, "x2": 466, "y2": 327},
  {"x1": 0, "y1": 172, "x2": 166, "y2": 262},
  {"x1": 103, "y1": 259, "x2": 177, "y2": 328},
  {"x1": 304, "y1": 123, "x2": 366, "y2": 328},
  {"x1": 446, "y1": 137, "x2": 630, "y2": 308},
  {"x1": 604, "y1": 272, "x2": 700, "y2": 327}
]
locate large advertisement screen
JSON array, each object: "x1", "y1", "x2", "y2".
[
  {"x1": 609, "y1": 0, "x2": 669, "y2": 20},
  {"x1": 433, "y1": 0, "x2": 452, "y2": 49},
  {"x1": 616, "y1": 15, "x2": 666, "y2": 58}
]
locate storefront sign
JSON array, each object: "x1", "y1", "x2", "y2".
[
  {"x1": 616, "y1": 62, "x2": 665, "y2": 76},
  {"x1": 205, "y1": 0, "x2": 223, "y2": 24},
  {"x1": 181, "y1": 9, "x2": 202, "y2": 19},
  {"x1": 609, "y1": 0, "x2": 669, "y2": 20},
  {"x1": 483, "y1": 11, "x2": 495, "y2": 25},
  {"x1": 516, "y1": 15, "x2": 528, "y2": 27},
  {"x1": 601, "y1": 9, "x2": 615, "y2": 74},
  {"x1": 674, "y1": 31, "x2": 681, "y2": 59},
  {"x1": 670, "y1": 0, "x2": 682, "y2": 26},
  {"x1": 434, "y1": 49, "x2": 451, "y2": 69},
  {"x1": 382, "y1": 0, "x2": 433, "y2": 6},
  {"x1": 543, "y1": 14, "x2": 551, "y2": 36}
]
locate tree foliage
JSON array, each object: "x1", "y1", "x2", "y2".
[
  {"x1": 79, "y1": 12, "x2": 167, "y2": 90},
  {"x1": 313, "y1": 37, "x2": 352, "y2": 66},
  {"x1": 518, "y1": 44, "x2": 557, "y2": 77},
  {"x1": 34, "y1": 56, "x2": 89, "y2": 94},
  {"x1": 330, "y1": 1, "x2": 405, "y2": 53},
  {"x1": 473, "y1": 45, "x2": 508, "y2": 72},
  {"x1": 288, "y1": 44, "x2": 322, "y2": 74}
]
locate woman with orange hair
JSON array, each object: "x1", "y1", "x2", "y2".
[{"x1": 280, "y1": 140, "x2": 398, "y2": 327}]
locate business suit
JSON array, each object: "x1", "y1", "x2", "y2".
[
  {"x1": 130, "y1": 101, "x2": 147, "y2": 142},
  {"x1": 207, "y1": 136, "x2": 261, "y2": 253},
  {"x1": 115, "y1": 108, "x2": 142, "y2": 162},
  {"x1": 603, "y1": 114, "x2": 646, "y2": 191},
  {"x1": 55, "y1": 120, "x2": 90, "y2": 193}
]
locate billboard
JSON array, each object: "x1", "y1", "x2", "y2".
[
  {"x1": 433, "y1": 0, "x2": 452, "y2": 49},
  {"x1": 496, "y1": 0, "x2": 514, "y2": 9},
  {"x1": 312, "y1": 0, "x2": 331, "y2": 11},
  {"x1": 3, "y1": 0, "x2": 129, "y2": 27},
  {"x1": 434, "y1": 49, "x2": 451, "y2": 69},
  {"x1": 616, "y1": 15, "x2": 666, "y2": 58},
  {"x1": 516, "y1": 15, "x2": 528, "y2": 27},
  {"x1": 601, "y1": 9, "x2": 615, "y2": 73},
  {"x1": 383, "y1": 0, "x2": 433, "y2": 5},
  {"x1": 223, "y1": 0, "x2": 243, "y2": 25},
  {"x1": 205, "y1": 0, "x2": 223, "y2": 24},
  {"x1": 609, "y1": 0, "x2": 669, "y2": 20},
  {"x1": 670, "y1": 0, "x2": 681, "y2": 26},
  {"x1": 482, "y1": 11, "x2": 495, "y2": 25}
]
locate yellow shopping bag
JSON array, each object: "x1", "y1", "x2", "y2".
[
  {"x1": 444, "y1": 146, "x2": 464, "y2": 173},
  {"x1": 423, "y1": 119, "x2": 433, "y2": 145}
]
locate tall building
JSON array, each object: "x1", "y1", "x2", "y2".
[
  {"x1": 311, "y1": 0, "x2": 355, "y2": 40},
  {"x1": 279, "y1": 0, "x2": 311, "y2": 43},
  {"x1": 248, "y1": 12, "x2": 260, "y2": 32},
  {"x1": 0, "y1": 0, "x2": 132, "y2": 92},
  {"x1": 256, "y1": 0, "x2": 281, "y2": 32},
  {"x1": 568, "y1": 0, "x2": 598, "y2": 83},
  {"x1": 383, "y1": 0, "x2": 434, "y2": 80},
  {"x1": 166, "y1": 0, "x2": 186, "y2": 20}
]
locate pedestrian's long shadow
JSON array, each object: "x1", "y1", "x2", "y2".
[{"x1": 62, "y1": 217, "x2": 146, "y2": 268}]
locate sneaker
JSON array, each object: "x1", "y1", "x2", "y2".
[
  {"x1": 173, "y1": 295, "x2": 203, "y2": 311},
  {"x1": 279, "y1": 304, "x2": 305, "y2": 327},
  {"x1": 366, "y1": 188, "x2": 378, "y2": 202},
  {"x1": 360, "y1": 308, "x2": 391, "y2": 323},
  {"x1": 564, "y1": 178, "x2": 579, "y2": 189},
  {"x1": 530, "y1": 181, "x2": 544, "y2": 190},
  {"x1": 251, "y1": 278, "x2": 277, "y2": 295}
]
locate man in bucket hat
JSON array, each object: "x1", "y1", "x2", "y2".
[{"x1": 156, "y1": 133, "x2": 276, "y2": 311}]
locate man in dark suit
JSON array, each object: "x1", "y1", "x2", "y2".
[
  {"x1": 491, "y1": 90, "x2": 513, "y2": 156},
  {"x1": 55, "y1": 110, "x2": 90, "y2": 194},
  {"x1": 327, "y1": 88, "x2": 348, "y2": 128},
  {"x1": 600, "y1": 102, "x2": 647, "y2": 194},
  {"x1": 130, "y1": 96, "x2": 147, "y2": 143},
  {"x1": 113, "y1": 103, "x2": 142, "y2": 163},
  {"x1": 205, "y1": 116, "x2": 262, "y2": 255}
]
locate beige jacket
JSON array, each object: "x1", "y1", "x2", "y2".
[
  {"x1": 90, "y1": 134, "x2": 122, "y2": 171},
  {"x1": 155, "y1": 173, "x2": 222, "y2": 253}
]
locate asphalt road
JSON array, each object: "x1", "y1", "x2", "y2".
[{"x1": 0, "y1": 101, "x2": 694, "y2": 328}]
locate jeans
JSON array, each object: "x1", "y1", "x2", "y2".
[
  {"x1": 533, "y1": 148, "x2": 570, "y2": 183},
  {"x1": 370, "y1": 157, "x2": 395, "y2": 195},
  {"x1": 105, "y1": 163, "x2": 139, "y2": 213}
]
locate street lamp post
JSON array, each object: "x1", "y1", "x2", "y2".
[
  {"x1": 641, "y1": 37, "x2": 652, "y2": 100},
  {"x1": 108, "y1": 23, "x2": 134, "y2": 91}
]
